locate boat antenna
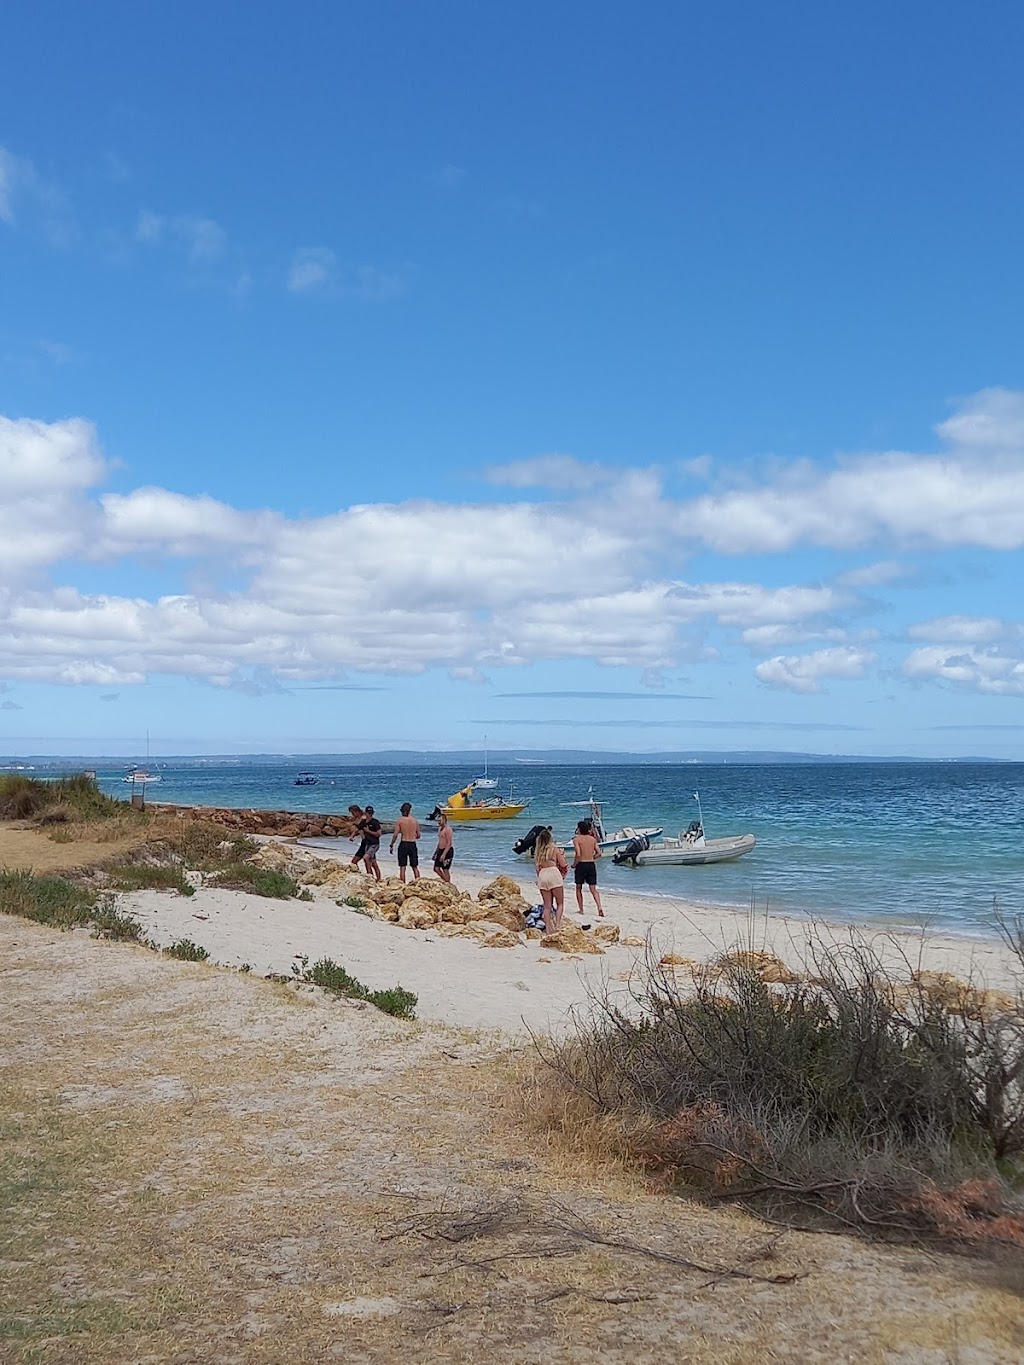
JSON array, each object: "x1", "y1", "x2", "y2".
[{"x1": 693, "y1": 790, "x2": 704, "y2": 829}]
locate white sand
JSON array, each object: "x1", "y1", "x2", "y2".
[{"x1": 121, "y1": 851, "x2": 1022, "y2": 1036}]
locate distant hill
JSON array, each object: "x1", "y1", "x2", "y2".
[{"x1": 3, "y1": 749, "x2": 1014, "y2": 767}]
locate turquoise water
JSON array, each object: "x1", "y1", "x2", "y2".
[{"x1": 87, "y1": 760, "x2": 1024, "y2": 936}]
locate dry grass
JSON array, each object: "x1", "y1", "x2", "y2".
[
  {"x1": 3, "y1": 913, "x2": 1024, "y2": 1363},
  {"x1": 0, "y1": 822, "x2": 148, "y2": 873}
]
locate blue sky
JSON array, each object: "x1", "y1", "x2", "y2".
[{"x1": 2, "y1": 0, "x2": 1024, "y2": 758}]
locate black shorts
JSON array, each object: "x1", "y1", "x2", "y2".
[
  {"x1": 397, "y1": 839, "x2": 419, "y2": 869},
  {"x1": 433, "y1": 846, "x2": 454, "y2": 871},
  {"x1": 574, "y1": 861, "x2": 597, "y2": 887}
]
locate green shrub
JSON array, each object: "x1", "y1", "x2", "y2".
[
  {"x1": 90, "y1": 899, "x2": 147, "y2": 942},
  {"x1": 106, "y1": 864, "x2": 195, "y2": 897},
  {"x1": 365, "y1": 985, "x2": 419, "y2": 1020},
  {"x1": 298, "y1": 956, "x2": 417, "y2": 1020},
  {"x1": 297, "y1": 887, "x2": 314, "y2": 902},
  {"x1": 165, "y1": 939, "x2": 210, "y2": 962},
  {"x1": 340, "y1": 894, "x2": 368, "y2": 908},
  {"x1": 207, "y1": 864, "x2": 300, "y2": 898},
  {"x1": 0, "y1": 772, "x2": 125, "y2": 822},
  {"x1": 0, "y1": 869, "x2": 98, "y2": 927}
]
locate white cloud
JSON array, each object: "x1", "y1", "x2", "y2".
[
  {"x1": 835, "y1": 560, "x2": 906, "y2": 588},
  {"x1": 6, "y1": 394, "x2": 1024, "y2": 693},
  {"x1": 288, "y1": 246, "x2": 336, "y2": 292},
  {"x1": 676, "y1": 389, "x2": 1024, "y2": 553},
  {"x1": 756, "y1": 646, "x2": 878, "y2": 694},
  {"x1": 486, "y1": 454, "x2": 605, "y2": 490},
  {"x1": 903, "y1": 645, "x2": 1024, "y2": 696},
  {"x1": 0, "y1": 145, "x2": 75, "y2": 246},
  {"x1": 907, "y1": 615, "x2": 1008, "y2": 644},
  {"x1": 287, "y1": 249, "x2": 407, "y2": 299},
  {"x1": 136, "y1": 210, "x2": 228, "y2": 267}
]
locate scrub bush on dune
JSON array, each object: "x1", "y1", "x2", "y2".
[{"x1": 531, "y1": 922, "x2": 1024, "y2": 1250}]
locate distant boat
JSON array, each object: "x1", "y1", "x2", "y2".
[
  {"x1": 470, "y1": 735, "x2": 497, "y2": 789},
  {"x1": 123, "y1": 769, "x2": 161, "y2": 785},
  {"x1": 293, "y1": 772, "x2": 319, "y2": 786}
]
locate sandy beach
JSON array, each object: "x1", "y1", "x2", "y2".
[{"x1": 121, "y1": 842, "x2": 1023, "y2": 1036}]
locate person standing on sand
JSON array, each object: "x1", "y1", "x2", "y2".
[
  {"x1": 533, "y1": 827, "x2": 568, "y2": 934},
  {"x1": 572, "y1": 817, "x2": 604, "y2": 918},
  {"x1": 350, "y1": 806, "x2": 382, "y2": 882},
  {"x1": 432, "y1": 812, "x2": 454, "y2": 883},
  {"x1": 389, "y1": 802, "x2": 421, "y2": 883}
]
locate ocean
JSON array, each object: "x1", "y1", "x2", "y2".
[{"x1": 79, "y1": 759, "x2": 1024, "y2": 938}]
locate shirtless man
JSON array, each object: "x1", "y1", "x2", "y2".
[
  {"x1": 432, "y1": 812, "x2": 454, "y2": 883},
  {"x1": 572, "y1": 818, "x2": 604, "y2": 918},
  {"x1": 389, "y1": 801, "x2": 421, "y2": 883}
]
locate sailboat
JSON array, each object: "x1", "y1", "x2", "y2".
[
  {"x1": 470, "y1": 735, "x2": 497, "y2": 790},
  {"x1": 123, "y1": 731, "x2": 162, "y2": 785}
]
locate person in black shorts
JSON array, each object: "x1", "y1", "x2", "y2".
[
  {"x1": 350, "y1": 806, "x2": 382, "y2": 882},
  {"x1": 389, "y1": 802, "x2": 421, "y2": 882},
  {"x1": 432, "y1": 812, "x2": 454, "y2": 882},
  {"x1": 572, "y1": 818, "x2": 604, "y2": 917}
]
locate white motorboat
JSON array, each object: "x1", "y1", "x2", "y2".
[
  {"x1": 561, "y1": 794, "x2": 662, "y2": 852},
  {"x1": 511, "y1": 794, "x2": 662, "y2": 858},
  {"x1": 613, "y1": 829, "x2": 755, "y2": 866},
  {"x1": 612, "y1": 791, "x2": 754, "y2": 867}
]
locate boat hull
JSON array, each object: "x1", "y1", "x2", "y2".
[
  {"x1": 629, "y1": 833, "x2": 756, "y2": 866},
  {"x1": 558, "y1": 826, "x2": 663, "y2": 854},
  {"x1": 443, "y1": 802, "x2": 529, "y2": 822}
]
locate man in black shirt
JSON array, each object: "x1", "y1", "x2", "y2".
[{"x1": 350, "y1": 806, "x2": 382, "y2": 882}]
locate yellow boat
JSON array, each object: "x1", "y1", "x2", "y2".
[{"x1": 433, "y1": 784, "x2": 529, "y2": 822}]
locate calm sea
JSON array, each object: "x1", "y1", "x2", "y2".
[{"x1": 80, "y1": 759, "x2": 1024, "y2": 938}]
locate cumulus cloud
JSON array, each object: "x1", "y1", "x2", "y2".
[
  {"x1": 756, "y1": 646, "x2": 878, "y2": 694},
  {"x1": 676, "y1": 389, "x2": 1024, "y2": 553},
  {"x1": 903, "y1": 646, "x2": 1024, "y2": 696},
  {"x1": 4, "y1": 392, "x2": 1024, "y2": 693}
]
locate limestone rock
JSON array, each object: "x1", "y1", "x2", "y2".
[
  {"x1": 540, "y1": 923, "x2": 604, "y2": 956},
  {"x1": 621, "y1": 935, "x2": 647, "y2": 948},
  {"x1": 438, "y1": 902, "x2": 471, "y2": 925},
  {"x1": 481, "y1": 929, "x2": 520, "y2": 949},
  {"x1": 397, "y1": 897, "x2": 436, "y2": 929},
  {"x1": 478, "y1": 875, "x2": 524, "y2": 902},
  {"x1": 436, "y1": 922, "x2": 486, "y2": 940},
  {"x1": 524, "y1": 927, "x2": 544, "y2": 941},
  {"x1": 713, "y1": 950, "x2": 799, "y2": 984},
  {"x1": 405, "y1": 879, "x2": 461, "y2": 907},
  {"x1": 592, "y1": 923, "x2": 620, "y2": 945},
  {"x1": 659, "y1": 953, "x2": 697, "y2": 970},
  {"x1": 469, "y1": 901, "x2": 526, "y2": 933}
]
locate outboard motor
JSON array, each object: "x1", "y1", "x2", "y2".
[
  {"x1": 612, "y1": 833, "x2": 650, "y2": 866},
  {"x1": 513, "y1": 823, "x2": 548, "y2": 857}
]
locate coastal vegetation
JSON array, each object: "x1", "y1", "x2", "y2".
[
  {"x1": 293, "y1": 954, "x2": 418, "y2": 1019},
  {"x1": 531, "y1": 925, "x2": 1024, "y2": 1251},
  {"x1": 165, "y1": 938, "x2": 210, "y2": 962}
]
